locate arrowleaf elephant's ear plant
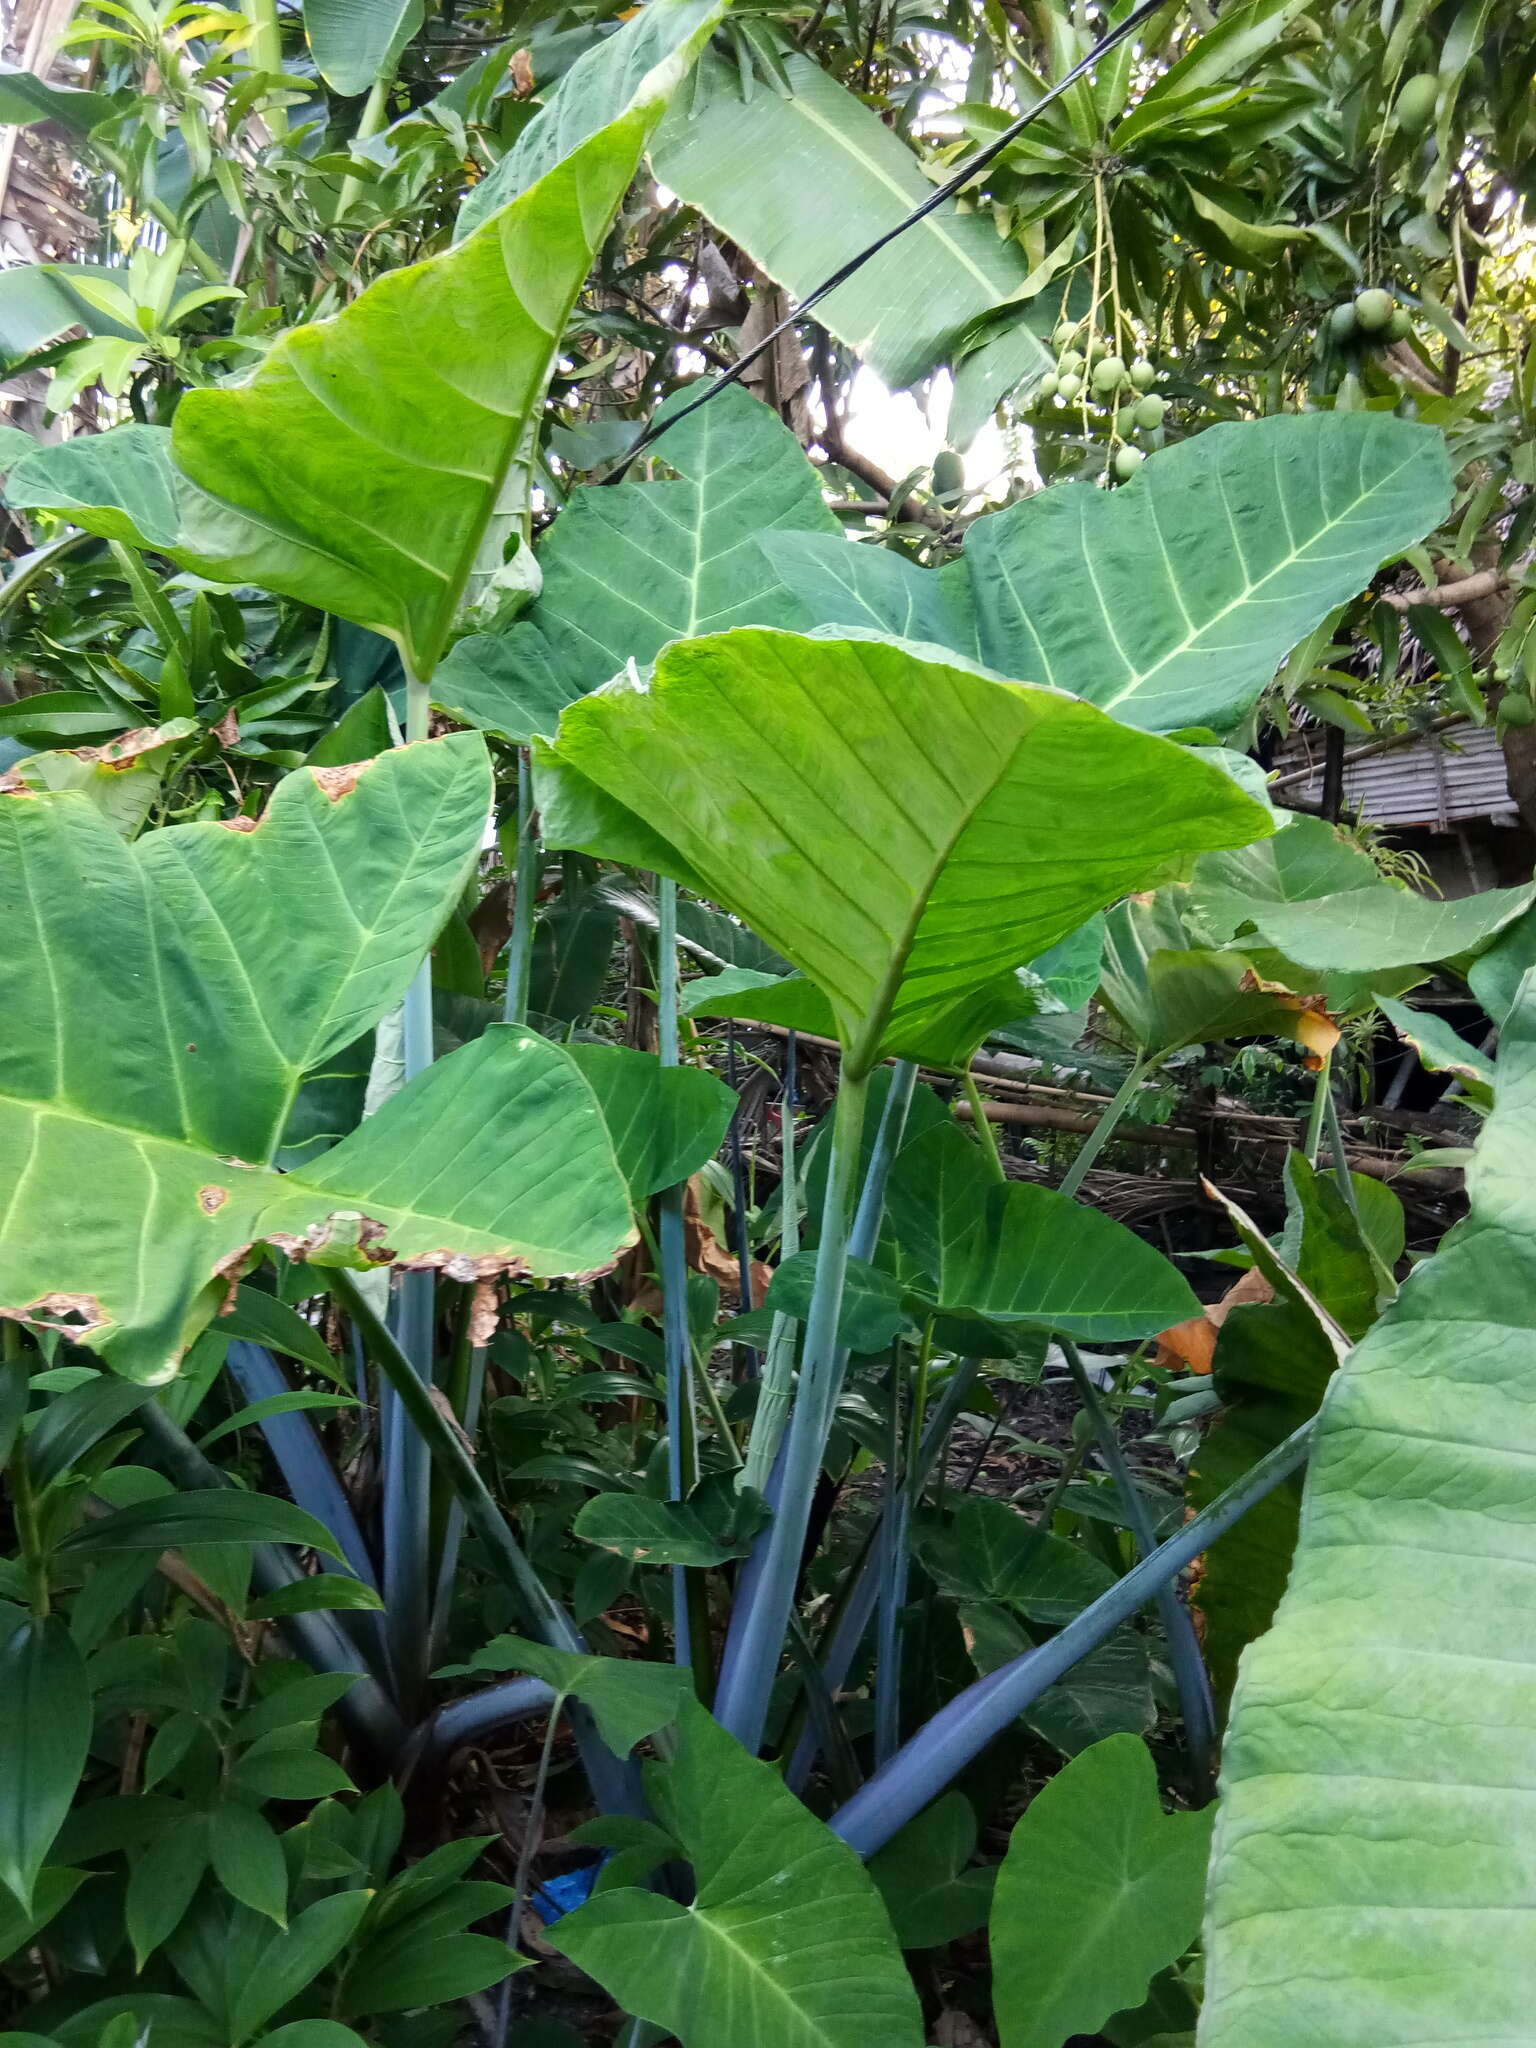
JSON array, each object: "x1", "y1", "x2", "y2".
[
  {"x1": 0, "y1": 19, "x2": 1492, "y2": 2032},
  {"x1": 535, "y1": 626, "x2": 1275, "y2": 1749}
]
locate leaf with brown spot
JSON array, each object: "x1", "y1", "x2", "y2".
[{"x1": 0, "y1": 739, "x2": 636, "y2": 1380}]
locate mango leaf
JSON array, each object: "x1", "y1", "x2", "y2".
[
  {"x1": 7, "y1": 114, "x2": 658, "y2": 678},
  {"x1": 551, "y1": 1697, "x2": 925, "y2": 2046},
  {"x1": 458, "y1": 0, "x2": 730, "y2": 231},
  {"x1": 561, "y1": 1042, "x2": 735, "y2": 1200},
  {"x1": 1202, "y1": 969, "x2": 1536, "y2": 2046},
  {"x1": 438, "y1": 384, "x2": 838, "y2": 738},
  {"x1": 768, "y1": 416, "x2": 1451, "y2": 731},
  {"x1": 0, "y1": 1620, "x2": 91, "y2": 1911},
  {"x1": 653, "y1": 52, "x2": 1029, "y2": 390},
  {"x1": 887, "y1": 1124, "x2": 1200, "y2": 1341},
  {"x1": 991, "y1": 1736, "x2": 1214, "y2": 2048},
  {"x1": 450, "y1": 1634, "x2": 692, "y2": 1753},
  {"x1": 0, "y1": 744, "x2": 639, "y2": 1379},
  {"x1": 536, "y1": 632, "x2": 1270, "y2": 1076},
  {"x1": 305, "y1": 0, "x2": 423, "y2": 96},
  {"x1": 867, "y1": 1794, "x2": 996, "y2": 1950}
]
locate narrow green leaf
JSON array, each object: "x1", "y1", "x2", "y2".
[
  {"x1": 228, "y1": 1891, "x2": 372, "y2": 2043},
  {"x1": 245, "y1": 1576, "x2": 384, "y2": 1619},
  {"x1": 337, "y1": 1931, "x2": 526, "y2": 2014},
  {"x1": 223, "y1": 1792, "x2": 316, "y2": 1911},
  {"x1": 128, "y1": 1817, "x2": 211, "y2": 1967},
  {"x1": 195, "y1": 1391, "x2": 356, "y2": 1452},
  {"x1": 221, "y1": 1290, "x2": 347, "y2": 1384},
  {"x1": 57, "y1": 1491, "x2": 343, "y2": 1561},
  {"x1": 0, "y1": 1619, "x2": 91, "y2": 1912}
]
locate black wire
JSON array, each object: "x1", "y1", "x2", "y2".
[{"x1": 607, "y1": 0, "x2": 1175, "y2": 476}]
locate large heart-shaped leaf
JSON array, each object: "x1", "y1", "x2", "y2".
[
  {"x1": 652, "y1": 51, "x2": 1030, "y2": 390},
  {"x1": 917, "y1": 1493, "x2": 1116, "y2": 1625},
  {"x1": 0, "y1": 744, "x2": 640, "y2": 1378},
  {"x1": 1201, "y1": 969, "x2": 1536, "y2": 2045},
  {"x1": 767, "y1": 415, "x2": 1452, "y2": 732},
  {"x1": 457, "y1": 0, "x2": 729, "y2": 233},
  {"x1": 6, "y1": 113, "x2": 658, "y2": 678},
  {"x1": 992, "y1": 1736, "x2": 1214, "y2": 2048},
  {"x1": 448, "y1": 1635, "x2": 692, "y2": 1754},
  {"x1": 1099, "y1": 892, "x2": 1338, "y2": 1061},
  {"x1": 433, "y1": 384, "x2": 837, "y2": 739},
  {"x1": 887, "y1": 1124, "x2": 1200, "y2": 1341},
  {"x1": 1190, "y1": 805, "x2": 1536, "y2": 969},
  {"x1": 551, "y1": 1697, "x2": 925, "y2": 2046},
  {"x1": 305, "y1": 0, "x2": 423, "y2": 96},
  {"x1": 536, "y1": 631, "x2": 1270, "y2": 1076}
]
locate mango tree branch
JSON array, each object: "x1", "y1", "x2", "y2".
[{"x1": 1382, "y1": 568, "x2": 1507, "y2": 612}]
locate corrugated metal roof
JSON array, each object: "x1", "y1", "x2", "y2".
[{"x1": 1274, "y1": 725, "x2": 1517, "y2": 829}]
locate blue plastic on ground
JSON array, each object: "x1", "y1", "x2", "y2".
[{"x1": 532, "y1": 1862, "x2": 603, "y2": 1924}]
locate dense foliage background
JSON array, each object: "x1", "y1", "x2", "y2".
[{"x1": 0, "y1": 0, "x2": 1533, "y2": 2044}]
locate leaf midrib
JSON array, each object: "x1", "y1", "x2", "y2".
[{"x1": 1100, "y1": 442, "x2": 1419, "y2": 712}]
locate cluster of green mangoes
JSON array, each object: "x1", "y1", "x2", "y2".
[
  {"x1": 1034, "y1": 322, "x2": 1167, "y2": 479},
  {"x1": 1325, "y1": 287, "x2": 1415, "y2": 348}
]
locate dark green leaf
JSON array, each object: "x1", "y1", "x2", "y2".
[
  {"x1": 0, "y1": 1619, "x2": 91, "y2": 1911},
  {"x1": 57, "y1": 1491, "x2": 343, "y2": 1562}
]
